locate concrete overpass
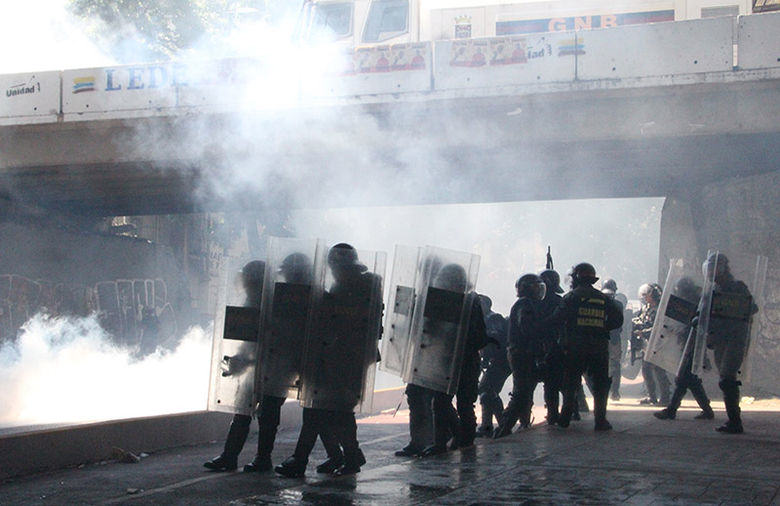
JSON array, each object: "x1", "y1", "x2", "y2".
[{"x1": 0, "y1": 14, "x2": 779, "y2": 216}]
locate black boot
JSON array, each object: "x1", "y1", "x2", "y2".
[
  {"x1": 275, "y1": 456, "x2": 307, "y2": 478},
  {"x1": 476, "y1": 402, "x2": 494, "y2": 437},
  {"x1": 593, "y1": 392, "x2": 612, "y2": 431},
  {"x1": 316, "y1": 455, "x2": 345, "y2": 474},
  {"x1": 204, "y1": 415, "x2": 249, "y2": 471},
  {"x1": 243, "y1": 454, "x2": 272, "y2": 473},
  {"x1": 334, "y1": 449, "x2": 366, "y2": 476},
  {"x1": 717, "y1": 378, "x2": 743, "y2": 434},
  {"x1": 203, "y1": 454, "x2": 237, "y2": 472},
  {"x1": 690, "y1": 378, "x2": 714, "y2": 420}
]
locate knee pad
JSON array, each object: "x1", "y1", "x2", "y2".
[{"x1": 718, "y1": 377, "x2": 741, "y2": 390}]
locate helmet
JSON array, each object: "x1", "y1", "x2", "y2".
[
  {"x1": 478, "y1": 294, "x2": 493, "y2": 314},
  {"x1": 241, "y1": 260, "x2": 266, "y2": 285},
  {"x1": 602, "y1": 278, "x2": 617, "y2": 292},
  {"x1": 515, "y1": 274, "x2": 547, "y2": 301},
  {"x1": 638, "y1": 283, "x2": 662, "y2": 302},
  {"x1": 703, "y1": 251, "x2": 729, "y2": 280},
  {"x1": 435, "y1": 263, "x2": 468, "y2": 292},
  {"x1": 327, "y1": 243, "x2": 367, "y2": 272},
  {"x1": 279, "y1": 253, "x2": 311, "y2": 284},
  {"x1": 539, "y1": 269, "x2": 563, "y2": 294},
  {"x1": 674, "y1": 276, "x2": 700, "y2": 302},
  {"x1": 570, "y1": 263, "x2": 599, "y2": 286}
]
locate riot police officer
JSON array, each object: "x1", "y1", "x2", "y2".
[
  {"x1": 493, "y1": 274, "x2": 547, "y2": 438},
  {"x1": 420, "y1": 264, "x2": 488, "y2": 456},
  {"x1": 476, "y1": 295, "x2": 511, "y2": 437},
  {"x1": 204, "y1": 260, "x2": 283, "y2": 472},
  {"x1": 654, "y1": 277, "x2": 714, "y2": 421},
  {"x1": 538, "y1": 269, "x2": 565, "y2": 425},
  {"x1": 549, "y1": 263, "x2": 623, "y2": 431},
  {"x1": 635, "y1": 283, "x2": 672, "y2": 405},
  {"x1": 703, "y1": 253, "x2": 756, "y2": 434}
]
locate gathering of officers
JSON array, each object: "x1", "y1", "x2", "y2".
[{"x1": 203, "y1": 238, "x2": 761, "y2": 479}]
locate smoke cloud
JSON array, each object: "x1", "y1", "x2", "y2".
[{"x1": 0, "y1": 314, "x2": 211, "y2": 428}]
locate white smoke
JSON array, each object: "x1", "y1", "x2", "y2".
[
  {"x1": 0, "y1": 314, "x2": 211, "y2": 428},
  {"x1": 0, "y1": 1, "x2": 113, "y2": 74}
]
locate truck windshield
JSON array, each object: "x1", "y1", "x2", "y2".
[
  {"x1": 362, "y1": 0, "x2": 409, "y2": 43},
  {"x1": 310, "y1": 2, "x2": 353, "y2": 40}
]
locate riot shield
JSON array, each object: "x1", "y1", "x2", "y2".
[
  {"x1": 692, "y1": 250, "x2": 765, "y2": 381},
  {"x1": 405, "y1": 246, "x2": 480, "y2": 395},
  {"x1": 645, "y1": 259, "x2": 700, "y2": 376},
  {"x1": 207, "y1": 257, "x2": 265, "y2": 415},
  {"x1": 299, "y1": 246, "x2": 386, "y2": 414},
  {"x1": 379, "y1": 245, "x2": 423, "y2": 379},
  {"x1": 257, "y1": 237, "x2": 325, "y2": 399},
  {"x1": 744, "y1": 257, "x2": 777, "y2": 395}
]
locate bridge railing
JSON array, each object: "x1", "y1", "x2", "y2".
[{"x1": 1, "y1": 12, "x2": 778, "y2": 126}]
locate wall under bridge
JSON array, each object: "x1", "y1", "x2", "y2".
[{"x1": 658, "y1": 168, "x2": 780, "y2": 395}]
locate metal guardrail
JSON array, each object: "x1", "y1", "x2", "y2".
[{"x1": 0, "y1": 13, "x2": 778, "y2": 126}]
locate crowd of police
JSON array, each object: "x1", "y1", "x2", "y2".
[{"x1": 202, "y1": 240, "x2": 759, "y2": 479}]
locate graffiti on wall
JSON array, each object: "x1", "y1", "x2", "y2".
[{"x1": 0, "y1": 274, "x2": 177, "y2": 356}]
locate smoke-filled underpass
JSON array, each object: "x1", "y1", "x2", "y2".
[{"x1": 1, "y1": 0, "x2": 779, "y2": 503}]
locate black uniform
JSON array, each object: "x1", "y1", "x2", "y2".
[
  {"x1": 550, "y1": 284, "x2": 623, "y2": 429},
  {"x1": 536, "y1": 290, "x2": 565, "y2": 424},
  {"x1": 477, "y1": 311, "x2": 511, "y2": 434},
  {"x1": 427, "y1": 298, "x2": 488, "y2": 451},
  {"x1": 495, "y1": 295, "x2": 544, "y2": 435},
  {"x1": 709, "y1": 276, "x2": 755, "y2": 432}
]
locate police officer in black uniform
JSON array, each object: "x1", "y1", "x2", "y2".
[
  {"x1": 475, "y1": 295, "x2": 511, "y2": 437},
  {"x1": 493, "y1": 274, "x2": 547, "y2": 438},
  {"x1": 703, "y1": 253, "x2": 756, "y2": 434},
  {"x1": 549, "y1": 263, "x2": 624, "y2": 431},
  {"x1": 420, "y1": 264, "x2": 488, "y2": 456},
  {"x1": 654, "y1": 276, "x2": 714, "y2": 421},
  {"x1": 538, "y1": 269, "x2": 565, "y2": 425},
  {"x1": 205, "y1": 260, "x2": 288, "y2": 473}
]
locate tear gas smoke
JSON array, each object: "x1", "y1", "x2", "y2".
[
  {"x1": 0, "y1": 314, "x2": 211, "y2": 428},
  {"x1": 0, "y1": 1, "x2": 114, "y2": 74}
]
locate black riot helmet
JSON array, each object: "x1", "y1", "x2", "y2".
[
  {"x1": 602, "y1": 278, "x2": 618, "y2": 292},
  {"x1": 328, "y1": 243, "x2": 367, "y2": 273},
  {"x1": 279, "y1": 252, "x2": 312, "y2": 284},
  {"x1": 515, "y1": 274, "x2": 547, "y2": 301},
  {"x1": 539, "y1": 269, "x2": 564, "y2": 294},
  {"x1": 674, "y1": 276, "x2": 701, "y2": 303},
  {"x1": 702, "y1": 251, "x2": 731, "y2": 284},
  {"x1": 478, "y1": 294, "x2": 493, "y2": 314},
  {"x1": 241, "y1": 260, "x2": 266, "y2": 307},
  {"x1": 569, "y1": 262, "x2": 599, "y2": 288},
  {"x1": 435, "y1": 263, "x2": 469, "y2": 292}
]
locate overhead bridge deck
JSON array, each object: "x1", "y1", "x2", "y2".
[{"x1": 1, "y1": 14, "x2": 779, "y2": 215}]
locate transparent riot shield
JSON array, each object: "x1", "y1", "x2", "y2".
[
  {"x1": 379, "y1": 245, "x2": 423, "y2": 379},
  {"x1": 405, "y1": 246, "x2": 480, "y2": 395},
  {"x1": 207, "y1": 257, "x2": 265, "y2": 415},
  {"x1": 692, "y1": 251, "x2": 765, "y2": 381},
  {"x1": 299, "y1": 246, "x2": 386, "y2": 414},
  {"x1": 620, "y1": 301, "x2": 641, "y2": 380},
  {"x1": 645, "y1": 259, "x2": 700, "y2": 375},
  {"x1": 258, "y1": 237, "x2": 325, "y2": 400}
]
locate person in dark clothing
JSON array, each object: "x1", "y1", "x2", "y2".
[
  {"x1": 702, "y1": 253, "x2": 756, "y2": 434},
  {"x1": 602, "y1": 279, "x2": 628, "y2": 401},
  {"x1": 204, "y1": 260, "x2": 280, "y2": 472},
  {"x1": 549, "y1": 263, "x2": 624, "y2": 431},
  {"x1": 476, "y1": 295, "x2": 511, "y2": 437},
  {"x1": 493, "y1": 274, "x2": 548, "y2": 438},
  {"x1": 537, "y1": 269, "x2": 565, "y2": 425},
  {"x1": 635, "y1": 283, "x2": 672, "y2": 405},
  {"x1": 420, "y1": 264, "x2": 488, "y2": 456},
  {"x1": 654, "y1": 277, "x2": 714, "y2": 421},
  {"x1": 276, "y1": 243, "x2": 382, "y2": 477}
]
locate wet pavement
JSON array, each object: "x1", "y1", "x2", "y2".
[{"x1": 1, "y1": 398, "x2": 779, "y2": 505}]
